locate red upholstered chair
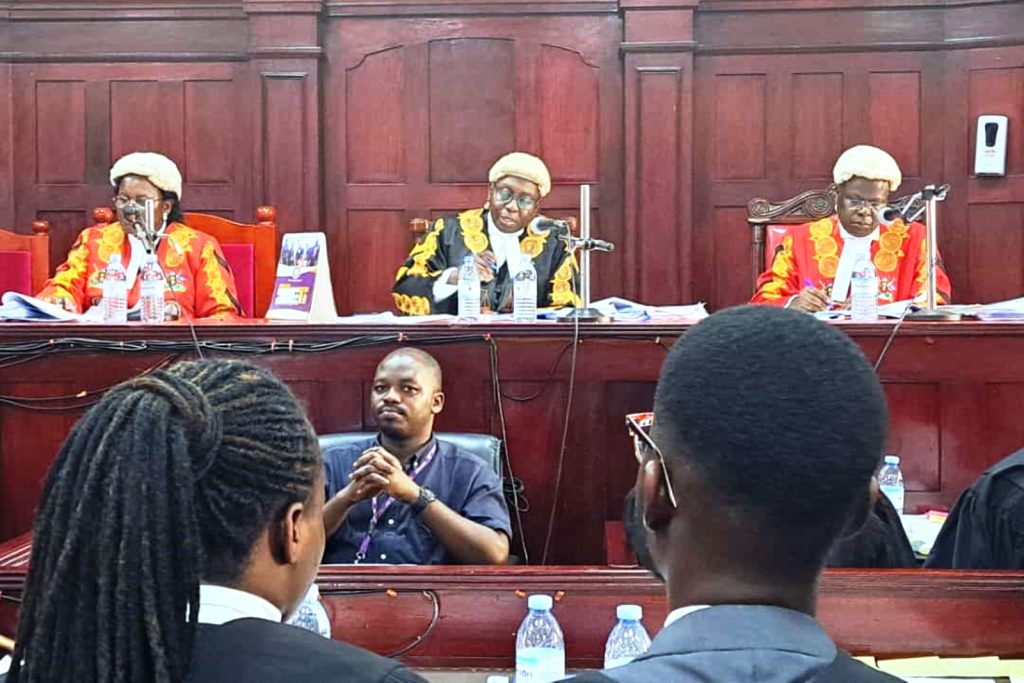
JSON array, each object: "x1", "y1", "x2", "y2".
[
  {"x1": 0, "y1": 220, "x2": 50, "y2": 296},
  {"x1": 91, "y1": 206, "x2": 278, "y2": 317}
]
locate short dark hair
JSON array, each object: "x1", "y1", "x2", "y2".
[
  {"x1": 10, "y1": 359, "x2": 319, "y2": 683},
  {"x1": 653, "y1": 305, "x2": 887, "y2": 565},
  {"x1": 379, "y1": 347, "x2": 443, "y2": 388}
]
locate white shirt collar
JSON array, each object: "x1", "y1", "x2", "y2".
[
  {"x1": 486, "y1": 212, "x2": 525, "y2": 272},
  {"x1": 197, "y1": 584, "x2": 282, "y2": 625},
  {"x1": 831, "y1": 221, "x2": 881, "y2": 303},
  {"x1": 663, "y1": 604, "x2": 710, "y2": 629}
]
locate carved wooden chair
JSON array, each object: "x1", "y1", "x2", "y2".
[
  {"x1": 91, "y1": 206, "x2": 278, "y2": 317},
  {"x1": 746, "y1": 188, "x2": 837, "y2": 290},
  {"x1": 0, "y1": 220, "x2": 51, "y2": 296},
  {"x1": 747, "y1": 187, "x2": 927, "y2": 291}
]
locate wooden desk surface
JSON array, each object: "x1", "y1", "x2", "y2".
[
  {"x1": 2, "y1": 320, "x2": 1024, "y2": 564},
  {"x1": 2, "y1": 533, "x2": 1023, "y2": 668}
]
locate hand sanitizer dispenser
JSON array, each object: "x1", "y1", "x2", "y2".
[{"x1": 975, "y1": 115, "x2": 1008, "y2": 176}]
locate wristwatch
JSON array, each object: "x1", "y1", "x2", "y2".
[{"x1": 411, "y1": 486, "x2": 437, "y2": 514}]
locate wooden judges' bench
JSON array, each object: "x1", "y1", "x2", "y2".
[
  {"x1": 2, "y1": 534, "x2": 1024, "y2": 666},
  {"x1": 2, "y1": 320, "x2": 1024, "y2": 565}
]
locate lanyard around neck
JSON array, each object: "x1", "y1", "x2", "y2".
[{"x1": 353, "y1": 442, "x2": 438, "y2": 563}]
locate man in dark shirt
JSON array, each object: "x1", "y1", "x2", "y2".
[
  {"x1": 322, "y1": 348, "x2": 511, "y2": 564},
  {"x1": 925, "y1": 448, "x2": 1024, "y2": 569}
]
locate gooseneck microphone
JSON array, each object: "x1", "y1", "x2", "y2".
[{"x1": 535, "y1": 219, "x2": 616, "y2": 253}]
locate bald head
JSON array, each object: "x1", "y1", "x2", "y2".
[{"x1": 377, "y1": 348, "x2": 442, "y2": 389}]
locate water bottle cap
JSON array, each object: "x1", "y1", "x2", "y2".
[
  {"x1": 884, "y1": 455, "x2": 900, "y2": 465},
  {"x1": 463, "y1": 254, "x2": 475, "y2": 265},
  {"x1": 527, "y1": 594, "x2": 553, "y2": 611},
  {"x1": 617, "y1": 604, "x2": 642, "y2": 621},
  {"x1": 109, "y1": 253, "x2": 121, "y2": 263}
]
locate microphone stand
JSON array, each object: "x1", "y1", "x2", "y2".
[
  {"x1": 906, "y1": 184, "x2": 960, "y2": 321},
  {"x1": 557, "y1": 184, "x2": 616, "y2": 323}
]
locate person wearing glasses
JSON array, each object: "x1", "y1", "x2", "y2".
[
  {"x1": 750, "y1": 144, "x2": 951, "y2": 312},
  {"x1": 576, "y1": 306, "x2": 899, "y2": 683},
  {"x1": 391, "y1": 152, "x2": 580, "y2": 315},
  {"x1": 36, "y1": 152, "x2": 243, "y2": 320}
]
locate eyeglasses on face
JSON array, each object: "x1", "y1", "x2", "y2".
[
  {"x1": 625, "y1": 412, "x2": 678, "y2": 508},
  {"x1": 492, "y1": 186, "x2": 538, "y2": 212},
  {"x1": 113, "y1": 196, "x2": 161, "y2": 209},
  {"x1": 843, "y1": 197, "x2": 887, "y2": 212}
]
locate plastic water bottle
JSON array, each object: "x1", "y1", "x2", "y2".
[
  {"x1": 850, "y1": 252, "x2": 878, "y2": 322},
  {"x1": 604, "y1": 604, "x2": 652, "y2": 669},
  {"x1": 457, "y1": 254, "x2": 481, "y2": 322},
  {"x1": 878, "y1": 455, "x2": 905, "y2": 514},
  {"x1": 286, "y1": 583, "x2": 331, "y2": 638},
  {"x1": 515, "y1": 594, "x2": 565, "y2": 683},
  {"x1": 102, "y1": 253, "x2": 128, "y2": 323},
  {"x1": 139, "y1": 252, "x2": 166, "y2": 324},
  {"x1": 513, "y1": 259, "x2": 538, "y2": 323}
]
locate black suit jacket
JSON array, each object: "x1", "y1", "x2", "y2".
[{"x1": 186, "y1": 618, "x2": 425, "y2": 683}]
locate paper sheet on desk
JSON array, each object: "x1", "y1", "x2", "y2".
[
  {"x1": 878, "y1": 656, "x2": 1024, "y2": 678},
  {"x1": 0, "y1": 292, "x2": 112, "y2": 322},
  {"x1": 590, "y1": 297, "x2": 708, "y2": 321}
]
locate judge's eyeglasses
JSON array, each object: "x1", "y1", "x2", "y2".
[
  {"x1": 492, "y1": 186, "x2": 538, "y2": 212},
  {"x1": 625, "y1": 412, "x2": 678, "y2": 508}
]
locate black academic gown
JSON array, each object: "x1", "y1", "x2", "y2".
[
  {"x1": 186, "y1": 618, "x2": 425, "y2": 683},
  {"x1": 827, "y1": 493, "x2": 918, "y2": 569},
  {"x1": 925, "y1": 448, "x2": 1024, "y2": 569},
  {"x1": 391, "y1": 209, "x2": 580, "y2": 315}
]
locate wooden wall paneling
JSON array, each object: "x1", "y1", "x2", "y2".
[
  {"x1": 0, "y1": 59, "x2": 13, "y2": 229},
  {"x1": 961, "y1": 47, "x2": 1024, "y2": 304},
  {"x1": 11, "y1": 63, "x2": 251, "y2": 266},
  {"x1": 245, "y1": 3, "x2": 323, "y2": 235}
]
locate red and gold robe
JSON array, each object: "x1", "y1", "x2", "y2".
[
  {"x1": 751, "y1": 216, "x2": 952, "y2": 306},
  {"x1": 37, "y1": 222, "x2": 243, "y2": 320}
]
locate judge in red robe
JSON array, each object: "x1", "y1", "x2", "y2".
[
  {"x1": 751, "y1": 145, "x2": 951, "y2": 310},
  {"x1": 37, "y1": 152, "x2": 242, "y2": 320}
]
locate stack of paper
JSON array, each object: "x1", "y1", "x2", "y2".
[{"x1": 871, "y1": 655, "x2": 1024, "y2": 680}]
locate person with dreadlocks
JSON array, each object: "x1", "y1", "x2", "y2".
[{"x1": 5, "y1": 359, "x2": 424, "y2": 683}]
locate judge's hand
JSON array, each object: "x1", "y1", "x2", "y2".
[
  {"x1": 444, "y1": 251, "x2": 497, "y2": 285},
  {"x1": 349, "y1": 447, "x2": 420, "y2": 504},
  {"x1": 41, "y1": 297, "x2": 74, "y2": 312},
  {"x1": 474, "y1": 251, "x2": 497, "y2": 284},
  {"x1": 790, "y1": 286, "x2": 830, "y2": 313}
]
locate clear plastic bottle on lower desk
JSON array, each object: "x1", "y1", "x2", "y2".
[
  {"x1": 878, "y1": 454, "x2": 905, "y2": 514},
  {"x1": 457, "y1": 254, "x2": 481, "y2": 323},
  {"x1": 139, "y1": 252, "x2": 166, "y2": 324},
  {"x1": 102, "y1": 253, "x2": 128, "y2": 323},
  {"x1": 850, "y1": 252, "x2": 879, "y2": 322},
  {"x1": 604, "y1": 604, "x2": 651, "y2": 669},
  {"x1": 286, "y1": 583, "x2": 331, "y2": 638},
  {"x1": 513, "y1": 260, "x2": 538, "y2": 323},
  {"x1": 515, "y1": 594, "x2": 565, "y2": 683}
]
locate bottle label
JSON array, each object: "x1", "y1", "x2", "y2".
[
  {"x1": 880, "y1": 484, "x2": 905, "y2": 513},
  {"x1": 515, "y1": 647, "x2": 565, "y2": 683}
]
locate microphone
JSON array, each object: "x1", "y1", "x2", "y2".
[
  {"x1": 877, "y1": 206, "x2": 903, "y2": 226},
  {"x1": 535, "y1": 219, "x2": 616, "y2": 253}
]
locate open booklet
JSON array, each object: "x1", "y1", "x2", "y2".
[{"x1": 0, "y1": 292, "x2": 139, "y2": 322}]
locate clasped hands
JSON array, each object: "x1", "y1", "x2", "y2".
[{"x1": 338, "y1": 447, "x2": 420, "y2": 507}]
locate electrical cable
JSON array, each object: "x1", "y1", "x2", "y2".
[
  {"x1": 873, "y1": 302, "x2": 915, "y2": 374},
  {"x1": 319, "y1": 588, "x2": 440, "y2": 658},
  {"x1": 540, "y1": 263, "x2": 582, "y2": 565},
  {"x1": 488, "y1": 338, "x2": 531, "y2": 564}
]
